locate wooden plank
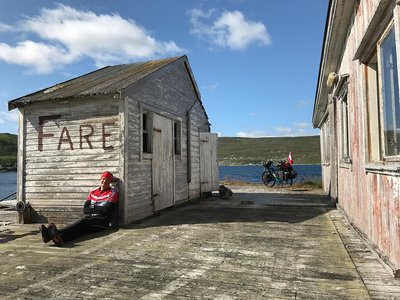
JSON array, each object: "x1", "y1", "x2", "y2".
[
  {"x1": 17, "y1": 108, "x2": 26, "y2": 204},
  {"x1": 152, "y1": 113, "x2": 174, "y2": 211},
  {"x1": 22, "y1": 97, "x2": 121, "y2": 222},
  {"x1": 25, "y1": 160, "x2": 119, "y2": 170},
  {"x1": 210, "y1": 133, "x2": 219, "y2": 191},
  {"x1": 200, "y1": 132, "x2": 212, "y2": 193}
]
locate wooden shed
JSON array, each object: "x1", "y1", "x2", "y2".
[
  {"x1": 313, "y1": 0, "x2": 400, "y2": 276},
  {"x1": 8, "y1": 55, "x2": 219, "y2": 225}
]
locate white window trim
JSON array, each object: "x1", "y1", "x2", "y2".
[
  {"x1": 377, "y1": 22, "x2": 400, "y2": 162},
  {"x1": 334, "y1": 74, "x2": 352, "y2": 168},
  {"x1": 363, "y1": 17, "x2": 400, "y2": 173}
]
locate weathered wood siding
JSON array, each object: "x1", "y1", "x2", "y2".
[
  {"x1": 321, "y1": 0, "x2": 400, "y2": 269},
  {"x1": 22, "y1": 96, "x2": 120, "y2": 224},
  {"x1": 124, "y1": 60, "x2": 211, "y2": 223},
  {"x1": 200, "y1": 132, "x2": 219, "y2": 194},
  {"x1": 189, "y1": 101, "x2": 210, "y2": 200}
]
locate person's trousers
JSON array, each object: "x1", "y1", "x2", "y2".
[{"x1": 59, "y1": 216, "x2": 110, "y2": 242}]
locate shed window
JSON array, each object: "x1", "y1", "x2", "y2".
[
  {"x1": 174, "y1": 120, "x2": 181, "y2": 155},
  {"x1": 366, "y1": 24, "x2": 400, "y2": 161},
  {"x1": 142, "y1": 112, "x2": 151, "y2": 153}
]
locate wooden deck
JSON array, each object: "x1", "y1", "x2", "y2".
[{"x1": 0, "y1": 188, "x2": 399, "y2": 299}]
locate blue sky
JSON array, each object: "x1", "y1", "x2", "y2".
[{"x1": 0, "y1": 0, "x2": 327, "y2": 137}]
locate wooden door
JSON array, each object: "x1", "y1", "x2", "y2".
[
  {"x1": 152, "y1": 113, "x2": 174, "y2": 211},
  {"x1": 200, "y1": 132, "x2": 219, "y2": 194}
]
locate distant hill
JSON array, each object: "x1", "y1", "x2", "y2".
[
  {"x1": 0, "y1": 133, "x2": 321, "y2": 170},
  {"x1": 218, "y1": 136, "x2": 321, "y2": 165},
  {"x1": 0, "y1": 133, "x2": 17, "y2": 171}
]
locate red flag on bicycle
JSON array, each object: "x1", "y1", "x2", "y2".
[{"x1": 288, "y1": 152, "x2": 293, "y2": 166}]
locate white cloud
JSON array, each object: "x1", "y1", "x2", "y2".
[
  {"x1": 235, "y1": 131, "x2": 271, "y2": 138},
  {"x1": 294, "y1": 122, "x2": 310, "y2": 129},
  {"x1": 0, "y1": 41, "x2": 74, "y2": 74},
  {"x1": 275, "y1": 127, "x2": 293, "y2": 136},
  {"x1": 203, "y1": 83, "x2": 218, "y2": 93},
  {"x1": 0, "y1": 110, "x2": 18, "y2": 125},
  {"x1": 188, "y1": 8, "x2": 271, "y2": 50},
  {"x1": 275, "y1": 122, "x2": 314, "y2": 136},
  {"x1": 0, "y1": 4, "x2": 185, "y2": 73},
  {"x1": 0, "y1": 22, "x2": 13, "y2": 32},
  {"x1": 297, "y1": 99, "x2": 312, "y2": 107}
]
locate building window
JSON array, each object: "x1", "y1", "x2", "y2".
[
  {"x1": 174, "y1": 120, "x2": 181, "y2": 155},
  {"x1": 142, "y1": 112, "x2": 151, "y2": 153},
  {"x1": 380, "y1": 27, "x2": 400, "y2": 157},
  {"x1": 321, "y1": 120, "x2": 330, "y2": 164},
  {"x1": 339, "y1": 89, "x2": 351, "y2": 163},
  {"x1": 366, "y1": 24, "x2": 400, "y2": 161}
]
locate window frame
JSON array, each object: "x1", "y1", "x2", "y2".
[
  {"x1": 321, "y1": 119, "x2": 330, "y2": 165},
  {"x1": 141, "y1": 111, "x2": 153, "y2": 157},
  {"x1": 173, "y1": 119, "x2": 182, "y2": 156},
  {"x1": 377, "y1": 24, "x2": 400, "y2": 161},
  {"x1": 338, "y1": 87, "x2": 352, "y2": 165},
  {"x1": 364, "y1": 21, "x2": 400, "y2": 169}
]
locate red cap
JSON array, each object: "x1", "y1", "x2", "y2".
[{"x1": 100, "y1": 171, "x2": 113, "y2": 181}]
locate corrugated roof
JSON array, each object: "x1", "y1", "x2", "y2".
[{"x1": 8, "y1": 56, "x2": 182, "y2": 110}]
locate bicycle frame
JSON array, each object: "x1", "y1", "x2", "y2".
[{"x1": 262, "y1": 160, "x2": 294, "y2": 187}]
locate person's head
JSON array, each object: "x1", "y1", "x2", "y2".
[{"x1": 100, "y1": 171, "x2": 113, "y2": 191}]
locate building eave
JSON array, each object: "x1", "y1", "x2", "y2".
[{"x1": 313, "y1": 0, "x2": 357, "y2": 128}]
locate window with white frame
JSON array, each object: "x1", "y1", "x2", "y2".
[
  {"x1": 321, "y1": 120, "x2": 330, "y2": 164},
  {"x1": 366, "y1": 23, "x2": 400, "y2": 161},
  {"x1": 338, "y1": 88, "x2": 351, "y2": 163}
]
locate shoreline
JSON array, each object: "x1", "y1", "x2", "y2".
[
  {"x1": 219, "y1": 163, "x2": 321, "y2": 166},
  {"x1": 0, "y1": 169, "x2": 17, "y2": 173}
]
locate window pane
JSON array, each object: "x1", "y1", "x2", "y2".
[
  {"x1": 142, "y1": 113, "x2": 151, "y2": 153},
  {"x1": 143, "y1": 113, "x2": 147, "y2": 131},
  {"x1": 173, "y1": 121, "x2": 181, "y2": 155},
  {"x1": 380, "y1": 29, "x2": 400, "y2": 156},
  {"x1": 341, "y1": 95, "x2": 350, "y2": 159},
  {"x1": 143, "y1": 133, "x2": 149, "y2": 153}
]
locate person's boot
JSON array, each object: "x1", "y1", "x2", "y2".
[
  {"x1": 39, "y1": 224, "x2": 51, "y2": 243},
  {"x1": 48, "y1": 223, "x2": 63, "y2": 247}
]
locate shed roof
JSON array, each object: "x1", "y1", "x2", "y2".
[{"x1": 8, "y1": 56, "x2": 197, "y2": 110}]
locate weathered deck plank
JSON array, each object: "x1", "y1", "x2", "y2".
[{"x1": 0, "y1": 189, "x2": 399, "y2": 299}]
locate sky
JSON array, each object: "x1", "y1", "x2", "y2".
[{"x1": 0, "y1": 0, "x2": 328, "y2": 137}]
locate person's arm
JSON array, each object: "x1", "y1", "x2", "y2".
[
  {"x1": 94, "y1": 201, "x2": 115, "y2": 215},
  {"x1": 83, "y1": 200, "x2": 96, "y2": 214}
]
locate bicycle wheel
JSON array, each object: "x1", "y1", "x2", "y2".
[{"x1": 262, "y1": 171, "x2": 276, "y2": 187}]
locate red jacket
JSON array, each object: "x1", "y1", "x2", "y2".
[
  {"x1": 84, "y1": 187, "x2": 119, "y2": 218},
  {"x1": 87, "y1": 187, "x2": 118, "y2": 204}
]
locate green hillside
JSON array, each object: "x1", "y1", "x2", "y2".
[
  {"x1": 218, "y1": 136, "x2": 321, "y2": 165},
  {"x1": 0, "y1": 133, "x2": 321, "y2": 170},
  {"x1": 0, "y1": 133, "x2": 17, "y2": 170}
]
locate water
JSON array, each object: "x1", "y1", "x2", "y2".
[
  {"x1": 0, "y1": 172, "x2": 17, "y2": 200},
  {"x1": 0, "y1": 165, "x2": 321, "y2": 199},
  {"x1": 219, "y1": 164, "x2": 321, "y2": 183}
]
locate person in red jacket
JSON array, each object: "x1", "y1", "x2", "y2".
[{"x1": 39, "y1": 171, "x2": 119, "y2": 247}]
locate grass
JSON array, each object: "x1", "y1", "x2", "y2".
[
  {"x1": 0, "y1": 133, "x2": 321, "y2": 169},
  {"x1": 0, "y1": 133, "x2": 17, "y2": 169},
  {"x1": 218, "y1": 136, "x2": 321, "y2": 165}
]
